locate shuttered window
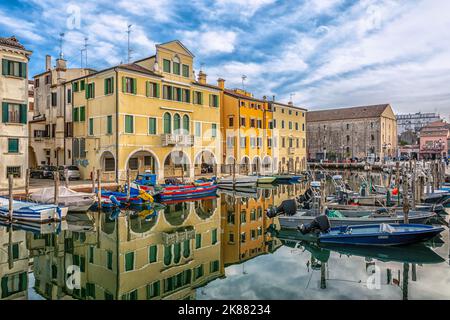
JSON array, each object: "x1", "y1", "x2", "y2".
[
  {"x1": 2, "y1": 103, "x2": 27, "y2": 124},
  {"x1": 195, "y1": 233, "x2": 202, "y2": 249},
  {"x1": 86, "y1": 83, "x2": 95, "y2": 99},
  {"x1": 107, "y1": 115, "x2": 112, "y2": 134},
  {"x1": 147, "y1": 281, "x2": 160, "y2": 299},
  {"x1": 183, "y1": 240, "x2": 190, "y2": 258},
  {"x1": 149, "y1": 245, "x2": 157, "y2": 263},
  {"x1": 80, "y1": 80, "x2": 85, "y2": 91},
  {"x1": 122, "y1": 77, "x2": 137, "y2": 94},
  {"x1": 163, "y1": 113, "x2": 171, "y2": 134},
  {"x1": 8, "y1": 139, "x2": 19, "y2": 153},
  {"x1": 125, "y1": 252, "x2": 134, "y2": 271},
  {"x1": 173, "y1": 243, "x2": 181, "y2": 264},
  {"x1": 174, "y1": 113, "x2": 181, "y2": 131},
  {"x1": 173, "y1": 62, "x2": 180, "y2": 75},
  {"x1": 210, "y1": 260, "x2": 219, "y2": 273},
  {"x1": 73, "y1": 107, "x2": 79, "y2": 122},
  {"x1": 146, "y1": 81, "x2": 159, "y2": 98},
  {"x1": 125, "y1": 115, "x2": 134, "y2": 133},
  {"x1": 2, "y1": 59, "x2": 26, "y2": 78},
  {"x1": 79, "y1": 106, "x2": 85, "y2": 121},
  {"x1": 183, "y1": 89, "x2": 190, "y2": 103},
  {"x1": 89, "y1": 118, "x2": 94, "y2": 135},
  {"x1": 211, "y1": 229, "x2": 218, "y2": 244},
  {"x1": 183, "y1": 115, "x2": 189, "y2": 132},
  {"x1": 148, "y1": 117, "x2": 156, "y2": 135},
  {"x1": 182, "y1": 64, "x2": 189, "y2": 77},
  {"x1": 209, "y1": 94, "x2": 219, "y2": 107},
  {"x1": 163, "y1": 59, "x2": 171, "y2": 72},
  {"x1": 195, "y1": 122, "x2": 201, "y2": 137},
  {"x1": 211, "y1": 123, "x2": 217, "y2": 138},
  {"x1": 163, "y1": 245, "x2": 172, "y2": 266},
  {"x1": 104, "y1": 77, "x2": 114, "y2": 95},
  {"x1": 107, "y1": 251, "x2": 113, "y2": 270}
]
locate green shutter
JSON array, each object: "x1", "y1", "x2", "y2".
[
  {"x1": 199, "y1": 92, "x2": 203, "y2": 105},
  {"x1": 104, "y1": 79, "x2": 108, "y2": 95},
  {"x1": 173, "y1": 243, "x2": 181, "y2": 264},
  {"x1": 132, "y1": 79, "x2": 137, "y2": 94},
  {"x1": 164, "y1": 245, "x2": 172, "y2": 266},
  {"x1": 125, "y1": 115, "x2": 133, "y2": 133},
  {"x1": 107, "y1": 251, "x2": 113, "y2": 270},
  {"x1": 149, "y1": 118, "x2": 156, "y2": 134},
  {"x1": 80, "y1": 80, "x2": 85, "y2": 91},
  {"x1": 155, "y1": 83, "x2": 160, "y2": 98},
  {"x1": 212, "y1": 229, "x2": 217, "y2": 244},
  {"x1": 107, "y1": 115, "x2": 112, "y2": 134},
  {"x1": 146, "y1": 81, "x2": 150, "y2": 97},
  {"x1": 79, "y1": 106, "x2": 85, "y2": 122},
  {"x1": 20, "y1": 63, "x2": 27, "y2": 78},
  {"x1": 2, "y1": 59, "x2": 8, "y2": 76},
  {"x1": 73, "y1": 107, "x2": 78, "y2": 122},
  {"x1": 149, "y1": 245, "x2": 157, "y2": 263},
  {"x1": 85, "y1": 85, "x2": 89, "y2": 99},
  {"x1": 8, "y1": 139, "x2": 18, "y2": 153},
  {"x1": 125, "y1": 252, "x2": 134, "y2": 271},
  {"x1": 89, "y1": 118, "x2": 93, "y2": 135},
  {"x1": 195, "y1": 233, "x2": 201, "y2": 249},
  {"x1": 92, "y1": 83, "x2": 95, "y2": 98},
  {"x1": 122, "y1": 77, "x2": 127, "y2": 93},
  {"x1": 2, "y1": 102, "x2": 8, "y2": 123},
  {"x1": 1, "y1": 277, "x2": 8, "y2": 298},
  {"x1": 110, "y1": 77, "x2": 114, "y2": 94},
  {"x1": 183, "y1": 240, "x2": 190, "y2": 258},
  {"x1": 168, "y1": 86, "x2": 173, "y2": 100},
  {"x1": 20, "y1": 104, "x2": 27, "y2": 124}
]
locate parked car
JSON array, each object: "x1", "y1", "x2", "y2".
[
  {"x1": 58, "y1": 165, "x2": 81, "y2": 180},
  {"x1": 30, "y1": 165, "x2": 57, "y2": 179}
]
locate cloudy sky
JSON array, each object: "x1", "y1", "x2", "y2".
[{"x1": 1, "y1": 0, "x2": 449, "y2": 119}]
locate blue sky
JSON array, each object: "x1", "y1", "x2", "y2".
[{"x1": 1, "y1": 0, "x2": 450, "y2": 119}]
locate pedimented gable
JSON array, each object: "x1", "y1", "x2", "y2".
[{"x1": 156, "y1": 40, "x2": 195, "y2": 58}]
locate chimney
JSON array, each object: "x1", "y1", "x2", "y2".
[
  {"x1": 217, "y1": 78, "x2": 225, "y2": 90},
  {"x1": 272, "y1": 95, "x2": 276, "y2": 102},
  {"x1": 198, "y1": 71, "x2": 207, "y2": 85},
  {"x1": 56, "y1": 58, "x2": 67, "y2": 71},
  {"x1": 288, "y1": 101, "x2": 293, "y2": 106},
  {"x1": 45, "y1": 55, "x2": 52, "y2": 71}
]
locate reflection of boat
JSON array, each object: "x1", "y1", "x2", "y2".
[
  {"x1": 319, "y1": 224, "x2": 444, "y2": 246},
  {"x1": 257, "y1": 176, "x2": 277, "y2": 184},
  {"x1": 0, "y1": 197, "x2": 68, "y2": 223},
  {"x1": 0, "y1": 219, "x2": 68, "y2": 234},
  {"x1": 160, "y1": 194, "x2": 217, "y2": 205},
  {"x1": 218, "y1": 175, "x2": 258, "y2": 188},
  {"x1": 30, "y1": 186, "x2": 97, "y2": 212},
  {"x1": 276, "y1": 228, "x2": 445, "y2": 264},
  {"x1": 217, "y1": 188, "x2": 259, "y2": 199},
  {"x1": 66, "y1": 213, "x2": 95, "y2": 232},
  {"x1": 274, "y1": 175, "x2": 301, "y2": 183}
]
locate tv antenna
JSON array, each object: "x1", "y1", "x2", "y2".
[
  {"x1": 59, "y1": 33, "x2": 65, "y2": 59},
  {"x1": 241, "y1": 75, "x2": 247, "y2": 90},
  {"x1": 83, "y1": 37, "x2": 89, "y2": 68},
  {"x1": 289, "y1": 93, "x2": 296, "y2": 103},
  {"x1": 127, "y1": 24, "x2": 133, "y2": 63},
  {"x1": 200, "y1": 62, "x2": 205, "y2": 72}
]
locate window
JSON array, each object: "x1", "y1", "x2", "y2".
[
  {"x1": 125, "y1": 115, "x2": 134, "y2": 133},
  {"x1": 346, "y1": 135, "x2": 350, "y2": 142},
  {"x1": 2, "y1": 103, "x2": 27, "y2": 124},
  {"x1": 163, "y1": 113, "x2": 171, "y2": 134},
  {"x1": 195, "y1": 233, "x2": 202, "y2": 249},
  {"x1": 148, "y1": 117, "x2": 156, "y2": 135},
  {"x1": 6, "y1": 166, "x2": 21, "y2": 178},
  {"x1": 104, "y1": 77, "x2": 114, "y2": 95},
  {"x1": 89, "y1": 246, "x2": 94, "y2": 263},
  {"x1": 67, "y1": 89, "x2": 72, "y2": 103},
  {"x1": 79, "y1": 106, "x2": 85, "y2": 121},
  {"x1": 211, "y1": 229, "x2": 218, "y2": 245},
  {"x1": 281, "y1": 120, "x2": 285, "y2": 129},
  {"x1": 346, "y1": 123, "x2": 350, "y2": 130},
  {"x1": 210, "y1": 260, "x2": 219, "y2": 273},
  {"x1": 240, "y1": 210, "x2": 246, "y2": 223},
  {"x1": 240, "y1": 232, "x2": 246, "y2": 243},
  {"x1": 268, "y1": 137, "x2": 272, "y2": 148},
  {"x1": 182, "y1": 64, "x2": 189, "y2": 77},
  {"x1": 146, "y1": 81, "x2": 159, "y2": 98},
  {"x1": 123, "y1": 77, "x2": 136, "y2": 94},
  {"x1": 8, "y1": 139, "x2": 19, "y2": 153},
  {"x1": 35, "y1": 78, "x2": 40, "y2": 88},
  {"x1": 105, "y1": 157, "x2": 115, "y2": 172},
  {"x1": 174, "y1": 113, "x2": 181, "y2": 132},
  {"x1": 173, "y1": 62, "x2": 180, "y2": 75},
  {"x1": 194, "y1": 265, "x2": 204, "y2": 280},
  {"x1": 73, "y1": 107, "x2": 79, "y2": 122},
  {"x1": 89, "y1": 118, "x2": 94, "y2": 135},
  {"x1": 125, "y1": 252, "x2": 134, "y2": 271},
  {"x1": 371, "y1": 134, "x2": 375, "y2": 141},
  {"x1": 302, "y1": 123, "x2": 305, "y2": 131},
  {"x1": 240, "y1": 137, "x2": 246, "y2": 148},
  {"x1": 295, "y1": 123, "x2": 299, "y2": 130},
  {"x1": 164, "y1": 245, "x2": 172, "y2": 266},
  {"x1": 73, "y1": 81, "x2": 79, "y2": 92},
  {"x1": 257, "y1": 119, "x2": 262, "y2": 129},
  {"x1": 193, "y1": 91, "x2": 203, "y2": 105},
  {"x1": 147, "y1": 281, "x2": 160, "y2": 299},
  {"x1": 174, "y1": 87, "x2": 182, "y2": 102},
  {"x1": 273, "y1": 119, "x2": 277, "y2": 128},
  {"x1": 195, "y1": 122, "x2": 201, "y2": 137},
  {"x1": 163, "y1": 85, "x2": 173, "y2": 100},
  {"x1": 282, "y1": 137, "x2": 285, "y2": 148},
  {"x1": 228, "y1": 117, "x2": 234, "y2": 127},
  {"x1": 209, "y1": 94, "x2": 219, "y2": 107},
  {"x1": 183, "y1": 240, "x2": 190, "y2": 258},
  {"x1": 107, "y1": 115, "x2": 112, "y2": 134},
  {"x1": 250, "y1": 118, "x2": 255, "y2": 128},
  {"x1": 163, "y1": 59, "x2": 171, "y2": 73},
  {"x1": 183, "y1": 115, "x2": 189, "y2": 132},
  {"x1": 2, "y1": 59, "x2": 26, "y2": 78},
  {"x1": 240, "y1": 117, "x2": 246, "y2": 127},
  {"x1": 173, "y1": 243, "x2": 181, "y2": 264},
  {"x1": 80, "y1": 80, "x2": 85, "y2": 91},
  {"x1": 129, "y1": 158, "x2": 138, "y2": 170},
  {"x1": 296, "y1": 139, "x2": 299, "y2": 148},
  {"x1": 51, "y1": 92, "x2": 57, "y2": 106},
  {"x1": 149, "y1": 245, "x2": 157, "y2": 263},
  {"x1": 45, "y1": 75, "x2": 51, "y2": 85},
  {"x1": 289, "y1": 121, "x2": 293, "y2": 130},
  {"x1": 107, "y1": 251, "x2": 113, "y2": 270},
  {"x1": 211, "y1": 123, "x2": 217, "y2": 138},
  {"x1": 250, "y1": 137, "x2": 256, "y2": 147}
]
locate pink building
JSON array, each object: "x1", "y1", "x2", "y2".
[{"x1": 419, "y1": 120, "x2": 449, "y2": 160}]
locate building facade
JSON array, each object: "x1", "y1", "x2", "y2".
[
  {"x1": 270, "y1": 101, "x2": 307, "y2": 173},
  {"x1": 29, "y1": 55, "x2": 94, "y2": 167},
  {"x1": 221, "y1": 87, "x2": 273, "y2": 175},
  {"x1": 418, "y1": 120, "x2": 449, "y2": 160},
  {"x1": 306, "y1": 104, "x2": 397, "y2": 161},
  {"x1": 70, "y1": 40, "x2": 222, "y2": 182},
  {"x1": 396, "y1": 112, "x2": 441, "y2": 135},
  {"x1": 0, "y1": 36, "x2": 32, "y2": 189}
]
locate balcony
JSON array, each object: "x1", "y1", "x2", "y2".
[{"x1": 161, "y1": 134, "x2": 194, "y2": 147}]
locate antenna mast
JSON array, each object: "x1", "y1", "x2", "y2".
[
  {"x1": 127, "y1": 24, "x2": 133, "y2": 63},
  {"x1": 59, "y1": 33, "x2": 65, "y2": 59},
  {"x1": 289, "y1": 93, "x2": 296, "y2": 103},
  {"x1": 241, "y1": 75, "x2": 247, "y2": 91},
  {"x1": 83, "y1": 37, "x2": 89, "y2": 68}
]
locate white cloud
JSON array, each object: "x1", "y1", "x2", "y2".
[
  {"x1": 116, "y1": 0, "x2": 173, "y2": 22},
  {"x1": 181, "y1": 27, "x2": 238, "y2": 55}
]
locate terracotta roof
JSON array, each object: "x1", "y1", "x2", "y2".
[
  {"x1": 306, "y1": 104, "x2": 391, "y2": 122},
  {"x1": 0, "y1": 36, "x2": 26, "y2": 50},
  {"x1": 192, "y1": 81, "x2": 221, "y2": 90},
  {"x1": 224, "y1": 89, "x2": 266, "y2": 103},
  {"x1": 118, "y1": 63, "x2": 162, "y2": 77}
]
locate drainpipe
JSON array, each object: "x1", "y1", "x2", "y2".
[{"x1": 115, "y1": 68, "x2": 119, "y2": 184}]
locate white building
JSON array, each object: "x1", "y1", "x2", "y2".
[
  {"x1": 396, "y1": 112, "x2": 441, "y2": 135},
  {"x1": 0, "y1": 36, "x2": 32, "y2": 189}
]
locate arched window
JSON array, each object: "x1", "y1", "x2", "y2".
[
  {"x1": 183, "y1": 115, "x2": 189, "y2": 133},
  {"x1": 174, "y1": 113, "x2": 181, "y2": 132},
  {"x1": 163, "y1": 113, "x2": 171, "y2": 134}
]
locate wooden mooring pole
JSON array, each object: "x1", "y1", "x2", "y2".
[
  {"x1": 54, "y1": 171, "x2": 60, "y2": 205},
  {"x1": 91, "y1": 167, "x2": 96, "y2": 193},
  {"x1": 395, "y1": 162, "x2": 400, "y2": 206},
  {"x1": 97, "y1": 169, "x2": 102, "y2": 209},
  {"x1": 402, "y1": 171, "x2": 409, "y2": 224},
  {"x1": 126, "y1": 168, "x2": 131, "y2": 201},
  {"x1": 8, "y1": 174, "x2": 13, "y2": 222},
  {"x1": 64, "y1": 168, "x2": 69, "y2": 188},
  {"x1": 25, "y1": 169, "x2": 30, "y2": 201}
]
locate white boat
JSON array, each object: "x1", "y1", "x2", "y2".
[
  {"x1": 217, "y1": 175, "x2": 258, "y2": 188},
  {"x1": 0, "y1": 197, "x2": 68, "y2": 223},
  {"x1": 30, "y1": 186, "x2": 97, "y2": 212}
]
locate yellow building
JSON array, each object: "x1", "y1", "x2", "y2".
[
  {"x1": 270, "y1": 101, "x2": 307, "y2": 173},
  {"x1": 69, "y1": 40, "x2": 221, "y2": 182},
  {"x1": 220, "y1": 85, "x2": 273, "y2": 175}
]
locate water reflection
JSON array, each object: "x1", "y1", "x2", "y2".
[{"x1": 0, "y1": 182, "x2": 448, "y2": 300}]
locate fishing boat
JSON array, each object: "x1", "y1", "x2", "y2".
[
  {"x1": 317, "y1": 223, "x2": 444, "y2": 246},
  {"x1": 156, "y1": 181, "x2": 218, "y2": 201},
  {"x1": 0, "y1": 197, "x2": 68, "y2": 223},
  {"x1": 30, "y1": 186, "x2": 97, "y2": 212},
  {"x1": 217, "y1": 175, "x2": 258, "y2": 188}
]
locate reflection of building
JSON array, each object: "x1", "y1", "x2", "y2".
[
  {"x1": 0, "y1": 227, "x2": 29, "y2": 300},
  {"x1": 28, "y1": 199, "x2": 223, "y2": 300},
  {"x1": 270, "y1": 100, "x2": 307, "y2": 173},
  {"x1": 70, "y1": 40, "x2": 221, "y2": 183},
  {"x1": 29, "y1": 55, "x2": 94, "y2": 167},
  {"x1": 307, "y1": 104, "x2": 397, "y2": 161},
  {"x1": 418, "y1": 120, "x2": 449, "y2": 160},
  {"x1": 0, "y1": 36, "x2": 32, "y2": 188}
]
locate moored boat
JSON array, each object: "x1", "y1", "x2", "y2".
[
  {"x1": 0, "y1": 197, "x2": 68, "y2": 223},
  {"x1": 30, "y1": 186, "x2": 97, "y2": 212},
  {"x1": 156, "y1": 182, "x2": 217, "y2": 200}
]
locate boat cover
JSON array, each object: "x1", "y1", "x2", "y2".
[{"x1": 380, "y1": 223, "x2": 395, "y2": 233}]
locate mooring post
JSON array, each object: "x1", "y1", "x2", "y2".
[
  {"x1": 8, "y1": 174, "x2": 13, "y2": 222},
  {"x1": 54, "y1": 171, "x2": 60, "y2": 205},
  {"x1": 233, "y1": 159, "x2": 236, "y2": 187},
  {"x1": 25, "y1": 168, "x2": 30, "y2": 201},
  {"x1": 395, "y1": 162, "x2": 400, "y2": 206},
  {"x1": 64, "y1": 168, "x2": 69, "y2": 188},
  {"x1": 402, "y1": 172, "x2": 409, "y2": 224},
  {"x1": 97, "y1": 169, "x2": 102, "y2": 209},
  {"x1": 91, "y1": 167, "x2": 96, "y2": 194},
  {"x1": 411, "y1": 161, "x2": 416, "y2": 209},
  {"x1": 126, "y1": 168, "x2": 131, "y2": 201}
]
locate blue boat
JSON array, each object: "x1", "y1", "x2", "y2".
[
  {"x1": 318, "y1": 223, "x2": 444, "y2": 246},
  {"x1": 0, "y1": 197, "x2": 68, "y2": 223}
]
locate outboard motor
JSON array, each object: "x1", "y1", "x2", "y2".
[
  {"x1": 266, "y1": 199, "x2": 297, "y2": 218},
  {"x1": 297, "y1": 215, "x2": 331, "y2": 235}
]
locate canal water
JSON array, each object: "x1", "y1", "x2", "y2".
[{"x1": 0, "y1": 181, "x2": 449, "y2": 300}]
